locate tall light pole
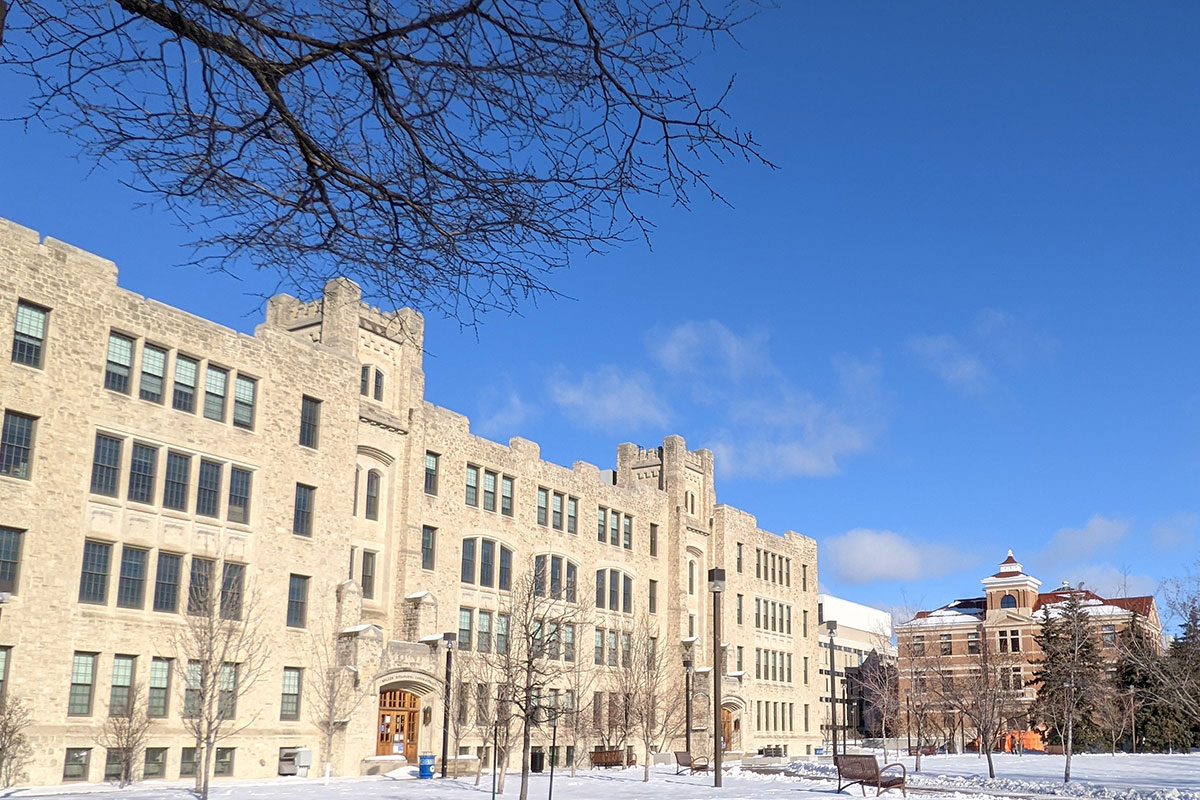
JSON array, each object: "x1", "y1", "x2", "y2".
[
  {"x1": 825, "y1": 621, "x2": 838, "y2": 760},
  {"x1": 708, "y1": 568, "x2": 726, "y2": 788},
  {"x1": 681, "y1": 637, "x2": 696, "y2": 754},
  {"x1": 548, "y1": 711, "x2": 558, "y2": 800},
  {"x1": 441, "y1": 632, "x2": 456, "y2": 778}
]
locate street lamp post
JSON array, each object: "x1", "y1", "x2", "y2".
[
  {"x1": 548, "y1": 713, "x2": 558, "y2": 800},
  {"x1": 441, "y1": 632, "x2": 457, "y2": 778},
  {"x1": 825, "y1": 621, "x2": 838, "y2": 760},
  {"x1": 681, "y1": 637, "x2": 696, "y2": 754},
  {"x1": 708, "y1": 568, "x2": 726, "y2": 788},
  {"x1": 905, "y1": 692, "x2": 912, "y2": 755}
]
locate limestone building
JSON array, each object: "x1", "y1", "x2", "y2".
[{"x1": 0, "y1": 217, "x2": 822, "y2": 786}]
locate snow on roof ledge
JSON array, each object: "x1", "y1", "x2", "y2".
[{"x1": 407, "y1": 590, "x2": 431, "y2": 600}]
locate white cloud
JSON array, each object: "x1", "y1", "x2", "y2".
[
  {"x1": 971, "y1": 308, "x2": 1059, "y2": 368},
  {"x1": 547, "y1": 365, "x2": 670, "y2": 432},
  {"x1": 1039, "y1": 514, "x2": 1130, "y2": 570},
  {"x1": 1055, "y1": 564, "x2": 1159, "y2": 598},
  {"x1": 906, "y1": 333, "x2": 992, "y2": 394},
  {"x1": 1151, "y1": 512, "x2": 1199, "y2": 550},
  {"x1": 649, "y1": 320, "x2": 773, "y2": 381},
  {"x1": 822, "y1": 529, "x2": 976, "y2": 585},
  {"x1": 474, "y1": 388, "x2": 532, "y2": 438}
]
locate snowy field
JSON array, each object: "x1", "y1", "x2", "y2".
[{"x1": 5, "y1": 754, "x2": 1199, "y2": 800}]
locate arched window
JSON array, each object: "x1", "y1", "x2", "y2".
[
  {"x1": 353, "y1": 467, "x2": 360, "y2": 515},
  {"x1": 460, "y1": 537, "x2": 514, "y2": 591},
  {"x1": 374, "y1": 369, "x2": 384, "y2": 401},
  {"x1": 535, "y1": 554, "x2": 579, "y2": 603},
  {"x1": 360, "y1": 365, "x2": 371, "y2": 396},
  {"x1": 688, "y1": 561, "x2": 696, "y2": 595},
  {"x1": 365, "y1": 470, "x2": 381, "y2": 520},
  {"x1": 595, "y1": 568, "x2": 632, "y2": 613},
  {"x1": 1000, "y1": 594, "x2": 1017, "y2": 609}
]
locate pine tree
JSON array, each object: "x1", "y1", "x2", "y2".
[{"x1": 1033, "y1": 591, "x2": 1104, "y2": 783}]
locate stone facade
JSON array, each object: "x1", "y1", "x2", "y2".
[{"x1": 0, "y1": 216, "x2": 822, "y2": 786}]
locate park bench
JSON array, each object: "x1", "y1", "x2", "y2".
[
  {"x1": 673, "y1": 751, "x2": 711, "y2": 774},
  {"x1": 834, "y1": 754, "x2": 907, "y2": 797},
  {"x1": 589, "y1": 749, "x2": 635, "y2": 768}
]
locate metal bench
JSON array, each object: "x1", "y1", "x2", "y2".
[
  {"x1": 589, "y1": 749, "x2": 635, "y2": 768},
  {"x1": 673, "y1": 751, "x2": 710, "y2": 774},
  {"x1": 834, "y1": 754, "x2": 906, "y2": 797}
]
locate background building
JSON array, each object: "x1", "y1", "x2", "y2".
[
  {"x1": 0, "y1": 217, "x2": 823, "y2": 786},
  {"x1": 816, "y1": 594, "x2": 895, "y2": 749}
]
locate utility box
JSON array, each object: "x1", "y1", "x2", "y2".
[{"x1": 279, "y1": 747, "x2": 313, "y2": 777}]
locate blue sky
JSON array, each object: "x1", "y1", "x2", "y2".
[{"x1": 2, "y1": 3, "x2": 1198, "y2": 622}]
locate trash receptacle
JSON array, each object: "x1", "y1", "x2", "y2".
[
  {"x1": 418, "y1": 754, "x2": 436, "y2": 779},
  {"x1": 530, "y1": 751, "x2": 545, "y2": 773}
]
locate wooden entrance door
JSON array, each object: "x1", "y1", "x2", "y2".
[
  {"x1": 720, "y1": 709, "x2": 733, "y2": 752},
  {"x1": 377, "y1": 689, "x2": 420, "y2": 760}
]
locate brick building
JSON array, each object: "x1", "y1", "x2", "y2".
[{"x1": 0, "y1": 217, "x2": 823, "y2": 786}]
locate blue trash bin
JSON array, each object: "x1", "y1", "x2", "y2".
[{"x1": 418, "y1": 754, "x2": 436, "y2": 779}]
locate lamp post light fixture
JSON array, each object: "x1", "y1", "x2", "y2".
[
  {"x1": 825, "y1": 620, "x2": 838, "y2": 761},
  {"x1": 441, "y1": 631, "x2": 457, "y2": 778},
  {"x1": 681, "y1": 636, "x2": 697, "y2": 754},
  {"x1": 708, "y1": 567, "x2": 726, "y2": 788}
]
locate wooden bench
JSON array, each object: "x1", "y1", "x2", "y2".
[
  {"x1": 834, "y1": 754, "x2": 906, "y2": 797},
  {"x1": 589, "y1": 749, "x2": 635, "y2": 768},
  {"x1": 673, "y1": 751, "x2": 710, "y2": 774},
  {"x1": 907, "y1": 745, "x2": 937, "y2": 756}
]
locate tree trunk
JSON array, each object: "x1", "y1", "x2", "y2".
[
  {"x1": 643, "y1": 741, "x2": 651, "y2": 782},
  {"x1": 1064, "y1": 717, "x2": 1073, "y2": 784},
  {"x1": 983, "y1": 736, "x2": 995, "y2": 779},
  {"x1": 519, "y1": 715, "x2": 532, "y2": 800}
]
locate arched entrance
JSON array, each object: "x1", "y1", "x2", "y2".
[
  {"x1": 720, "y1": 708, "x2": 733, "y2": 752},
  {"x1": 377, "y1": 689, "x2": 420, "y2": 760}
]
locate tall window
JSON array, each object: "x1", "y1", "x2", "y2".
[
  {"x1": 365, "y1": 470, "x2": 381, "y2": 520},
  {"x1": 299, "y1": 396, "x2": 321, "y2": 448},
  {"x1": 105, "y1": 333, "x2": 134, "y2": 393},
  {"x1": 649, "y1": 580, "x2": 658, "y2": 614},
  {"x1": 623, "y1": 516, "x2": 633, "y2": 550},
  {"x1": 458, "y1": 607, "x2": 473, "y2": 650},
  {"x1": 89, "y1": 433, "x2": 122, "y2": 496},
  {"x1": 287, "y1": 575, "x2": 309, "y2": 627},
  {"x1": 144, "y1": 748, "x2": 167, "y2": 778},
  {"x1": 79, "y1": 540, "x2": 111, "y2": 604},
  {"x1": 622, "y1": 575, "x2": 633, "y2": 613},
  {"x1": 148, "y1": 658, "x2": 171, "y2": 717},
  {"x1": 597, "y1": 507, "x2": 606, "y2": 542},
  {"x1": 127, "y1": 443, "x2": 157, "y2": 503},
  {"x1": 280, "y1": 668, "x2": 302, "y2": 720},
  {"x1": 11, "y1": 300, "x2": 47, "y2": 367},
  {"x1": 68, "y1": 652, "x2": 97, "y2": 715},
  {"x1": 537, "y1": 488, "x2": 548, "y2": 526},
  {"x1": 552, "y1": 492, "x2": 563, "y2": 529},
  {"x1": 610, "y1": 511, "x2": 619, "y2": 545},
  {"x1": 421, "y1": 526, "x2": 436, "y2": 570},
  {"x1": 424, "y1": 452, "x2": 439, "y2": 495},
  {"x1": 501, "y1": 476, "x2": 514, "y2": 516},
  {"x1": 736, "y1": 542, "x2": 743, "y2": 572},
  {"x1": 203, "y1": 366, "x2": 228, "y2": 421},
  {"x1": 116, "y1": 546, "x2": 148, "y2": 608},
  {"x1": 0, "y1": 411, "x2": 35, "y2": 479},
  {"x1": 218, "y1": 663, "x2": 238, "y2": 718},
  {"x1": 153, "y1": 552, "x2": 181, "y2": 613},
  {"x1": 0, "y1": 527, "x2": 22, "y2": 593},
  {"x1": 138, "y1": 345, "x2": 167, "y2": 403},
  {"x1": 228, "y1": 467, "x2": 252, "y2": 523},
  {"x1": 360, "y1": 365, "x2": 370, "y2": 396},
  {"x1": 184, "y1": 662, "x2": 202, "y2": 717},
  {"x1": 173, "y1": 356, "x2": 198, "y2": 412},
  {"x1": 688, "y1": 561, "x2": 696, "y2": 595},
  {"x1": 361, "y1": 551, "x2": 376, "y2": 600},
  {"x1": 566, "y1": 496, "x2": 577, "y2": 533},
  {"x1": 221, "y1": 563, "x2": 245, "y2": 620},
  {"x1": 196, "y1": 459, "x2": 222, "y2": 517},
  {"x1": 109, "y1": 655, "x2": 135, "y2": 716},
  {"x1": 479, "y1": 540, "x2": 495, "y2": 588},
  {"x1": 293, "y1": 483, "x2": 315, "y2": 536},
  {"x1": 465, "y1": 465, "x2": 479, "y2": 506},
  {"x1": 460, "y1": 538, "x2": 476, "y2": 583},
  {"x1": 373, "y1": 370, "x2": 384, "y2": 401},
  {"x1": 478, "y1": 611, "x2": 492, "y2": 653},
  {"x1": 188, "y1": 557, "x2": 214, "y2": 615},
  {"x1": 482, "y1": 470, "x2": 497, "y2": 512},
  {"x1": 498, "y1": 546, "x2": 512, "y2": 591},
  {"x1": 232, "y1": 376, "x2": 256, "y2": 429},
  {"x1": 649, "y1": 523, "x2": 658, "y2": 557},
  {"x1": 496, "y1": 614, "x2": 510, "y2": 653}
]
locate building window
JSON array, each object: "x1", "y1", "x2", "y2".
[
  {"x1": 736, "y1": 543, "x2": 743, "y2": 573},
  {"x1": 999, "y1": 629, "x2": 1020, "y2": 653},
  {"x1": 365, "y1": 470, "x2": 381, "y2": 520},
  {"x1": 360, "y1": 365, "x2": 370, "y2": 396},
  {"x1": 109, "y1": 654, "x2": 135, "y2": 716},
  {"x1": 623, "y1": 516, "x2": 633, "y2": 550},
  {"x1": 79, "y1": 540, "x2": 111, "y2": 604},
  {"x1": 105, "y1": 333, "x2": 134, "y2": 393},
  {"x1": 610, "y1": 511, "x2": 619, "y2": 546},
  {"x1": 63, "y1": 748, "x2": 91, "y2": 781},
  {"x1": 68, "y1": 653, "x2": 97, "y2": 715},
  {"x1": 297, "y1": 395, "x2": 321, "y2": 448},
  {"x1": 144, "y1": 748, "x2": 167, "y2": 779},
  {"x1": 648, "y1": 580, "x2": 658, "y2": 614},
  {"x1": 90, "y1": 433, "x2": 122, "y2": 496},
  {"x1": 484, "y1": 471, "x2": 497, "y2": 512},
  {"x1": 361, "y1": 551, "x2": 376, "y2": 600},
  {"x1": 127, "y1": 442, "x2": 157, "y2": 503},
  {"x1": 501, "y1": 475, "x2": 514, "y2": 516},
  {"x1": 688, "y1": 561, "x2": 695, "y2": 595},
  {"x1": 287, "y1": 574, "x2": 309, "y2": 627},
  {"x1": 967, "y1": 631, "x2": 980, "y2": 655},
  {"x1": 204, "y1": 365, "x2": 228, "y2": 421},
  {"x1": 802, "y1": 563, "x2": 808, "y2": 591},
  {"x1": 498, "y1": 546, "x2": 512, "y2": 591},
  {"x1": 649, "y1": 523, "x2": 658, "y2": 557},
  {"x1": 148, "y1": 657, "x2": 170, "y2": 717},
  {"x1": 293, "y1": 483, "x2": 315, "y2": 536},
  {"x1": 478, "y1": 611, "x2": 492, "y2": 653},
  {"x1": 424, "y1": 452, "x2": 439, "y2": 495},
  {"x1": 232, "y1": 375, "x2": 256, "y2": 429},
  {"x1": 802, "y1": 609, "x2": 809, "y2": 638},
  {"x1": 537, "y1": 487, "x2": 548, "y2": 526},
  {"x1": 622, "y1": 575, "x2": 632, "y2": 614},
  {"x1": 180, "y1": 747, "x2": 198, "y2": 777},
  {"x1": 0, "y1": 527, "x2": 21, "y2": 594},
  {"x1": 1102, "y1": 624, "x2": 1116, "y2": 647},
  {"x1": 566, "y1": 496, "x2": 577, "y2": 533},
  {"x1": 280, "y1": 667, "x2": 302, "y2": 720},
  {"x1": 138, "y1": 345, "x2": 167, "y2": 403},
  {"x1": 459, "y1": 607, "x2": 473, "y2": 650},
  {"x1": 184, "y1": 661, "x2": 202, "y2": 717},
  {"x1": 11, "y1": 300, "x2": 47, "y2": 367},
  {"x1": 153, "y1": 552, "x2": 181, "y2": 613},
  {"x1": 163, "y1": 452, "x2": 190, "y2": 510},
  {"x1": 196, "y1": 459, "x2": 222, "y2": 517},
  {"x1": 214, "y1": 747, "x2": 235, "y2": 776},
  {"x1": 0, "y1": 411, "x2": 35, "y2": 480},
  {"x1": 940, "y1": 633, "x2": 952, "y2": 656},
  {"x1": 551, "y1": 492, "x2": 563, "y2": 529},
  {"x1": 460, "y1": 538, "x2": 476, "y2": 583},
  {"x1": 479, "y1": 540, "x2": 495, "y2": 588},
  {"x1": 188, "y1": 557, "x2": 214, "y2": 615},
  {"x1": 607, "y1": 631, "x2": 618, "y2": 667},
  {"x1": 465, "y1": 464, "x2": 479, "y2": 506},
  {"x1": 421, "y1": 526, "x2": 436, "y2": 570},
  {"x1": 373, "y1": 370, "x2": 384, "y2": 401},
  {"x1": 736, "y1": 593, "x2": 743, "y2": 625},
  {"x1": 221, "y1": 563, "x2": 245, "y2": 620},
  {"x1": 496, "y1": 613, "x2": 509, "y2": 653},
  {"x1": 1001, "y1": 593, "x2": 1017, "y2": 609},
  {"x1": 597, "y1": 507, "x2": 606, "y2": 542},
  {"x1": 173, "y1": 355, "x2": 198, "y2": 412},
  {"x1": 912, "y1": 634, "x2": 925, "y2": 657},
  {"x1": 116, "y1": 546, "x2": 148, "y2": 608},
  {"x1": 594, "y1": 629, "x2": 604, "y2": 665},
  {"x1": 228, "y1": 467, "x2": 252, "y2": 524}
]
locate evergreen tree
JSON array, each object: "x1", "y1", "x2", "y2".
[{"x1": 1033, "y1": 590, "x2": 1104, "y2": 783}]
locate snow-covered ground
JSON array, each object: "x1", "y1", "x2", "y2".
[{"x1": 5, "y1": 754, "x2": 1199, "y2": 800}]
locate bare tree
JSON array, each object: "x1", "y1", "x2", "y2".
[
  {"x1": 896, "y1": 627, "x2": 941, "y2": 773},
  {"x1": 307, "y1": 620, "x2": 370, "y2": 778},
  {"x1": 96, "y1": 681, "x2": 154, "y2": 786},
  {"x1": 1089, "y1": 679, "x2": 1131, "y2": 755},
  {"x1": 613, "y1": 615, "x2": 683, "y2": 782},
  {"x1": 4, "y1": 0, "x2": 770, "y2": 322},
  {"x1": 561, "y1": 630, "x2": 599, "y2": 777},
  {"x1": 932, "y1": 634, "x2": 1023, "y2": 779},
  {"x1": 0, "y1": 695, "x2": 33, "y2": 788},
  {"x1": 172, "y1": 562, "x2": 271, "y2": 800},
  {"x1": 856, "y1": 650, "x2": 899, "y2": 761}
]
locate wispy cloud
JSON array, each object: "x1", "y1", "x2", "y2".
[
  {"x1": 1058, "y1": 564, "x2": 1159, "y2": 598},
  {"x1": 908, "y1": 309, "x2": 1057, "y2": 395},
  {"x1": 1039, "y1": 514, "x2": 1130, "y2": 571},
  {"x1": 822, "y1": 528, "x2": 976, "y2": 585},
  {"x1": 546, "y1": 365, "x2": 670, "y2": 432},
  {"x1": 474, "y1": 387, "x2": 533, "y2": 438},
  {"x1": 1151, "y1": 512, "x2": 1199, "y2": 550},
  {"x1": 649, "y1": 319, "x2": 774, "y2": 381},
  {"x1": 906, "y1": 333, "x2": 992, "y2": 395}
]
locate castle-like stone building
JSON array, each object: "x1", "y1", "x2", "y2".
[{"x1": 0, "y1": 217, "x2": 823, "y2": 786}]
